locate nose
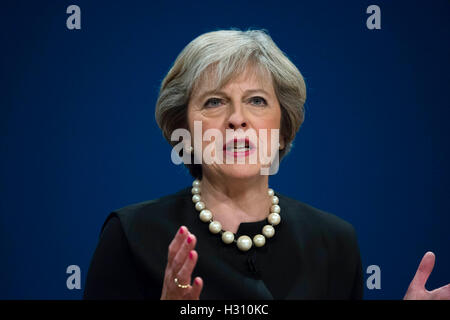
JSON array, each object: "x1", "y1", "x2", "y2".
[{"x1": 227, "y1": 104, "x2": 247, "y2": 130}]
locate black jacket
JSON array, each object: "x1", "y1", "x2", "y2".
[{"x1": 84, "y1": 186, "x2": 363, "y2": 299}]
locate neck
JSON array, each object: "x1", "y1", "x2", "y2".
[{"x1": 198, "y1": 172, "x2": 271, "y2": 233}]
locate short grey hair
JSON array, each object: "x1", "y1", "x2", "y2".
[{"x1": 155, "y1": 28, "x2": 307, "y2": 179}]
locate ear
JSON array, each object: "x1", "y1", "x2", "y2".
[
  {"x1": 279, "y1": 136, "x2": 286, "y2": 151},
  {"x1": 184, "y1": 144, "x2": 193, "y2": 153}
]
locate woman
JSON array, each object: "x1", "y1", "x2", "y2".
[{"x1": 84, "y1": 29, "x2": 449, "y2": 300}]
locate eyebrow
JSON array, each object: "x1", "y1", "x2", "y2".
[{"x1": 196, "y1": 89, "x2": 270, "y2": 101}]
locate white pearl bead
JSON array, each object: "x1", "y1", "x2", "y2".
[
  {"x1": 270, "y1": 204, "x2": 281, "y2": 214},
  {"x1": 262, "y1": 225, "x2": 275, "y2": 238},
  {"x1": 199, "y1": 209, "x2": 212, "y2": 222},
  {"x1": 253, "y1": 234, "x2": 266, "y2": 247},
  {"x1": 221, "y1": 231, "x2": 235, "y2": 244},
  {"x1": 195, "y1": 201, "x2": 205, "y2": 211},
  {"x1": 271, "y1": 196, "x2": 279, "y2": 205},
  {"x1": 236, "y1": 235, "x2": 253, "y2": 251},
  {"x1": 192, "y1": 194, "x2": 201, "y2": 203},
  {"x1": 268, "y1": 213, "x2": 281, "y2": 226},
  {"x1": 193, "y1": 186, "x2": 281, "y2": 251},
  {"x1": 209, "y1": 221, "x2": 222, "y2": 234}
]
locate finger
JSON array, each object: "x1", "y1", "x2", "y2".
[
  {"x1": 167, "y1": 226, "x2": 189, "y2": 262},
  {"x1": 190, "y1": 277, "x2": 204, "y2": 300},
  {"x1": 176, "y1": 250, "x2": 198, "y2": 286},
  {"x1": 410, "y1": 251, "x2": 435, "y2": 289},
  {"x1": 430, "y1": 283, "x2": 450, "y2": 300},
  {"x1": 170, "y1": 233, "x2": 197, "y2": 276}
]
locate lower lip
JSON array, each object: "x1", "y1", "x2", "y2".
[{"x1": 224, "y1": 148, "x2": 256, "y2": 158}]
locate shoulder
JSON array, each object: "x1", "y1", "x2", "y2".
[
  {"x1": 101, "y1": 187, "x2": 192, "y2": 236},
  {"x1": 278, "y1": 192, "x2": 358, "y2": 246}
]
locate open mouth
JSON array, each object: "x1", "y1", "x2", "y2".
[{"x1": 223, "y1": 138, "x2": 256, "y2": 156}]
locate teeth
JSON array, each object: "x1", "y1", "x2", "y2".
[
  {"x1": 226, "y1": 146, "x2": 249, "y2": 151},
  {"x1": 229, "y1": 147, "x2": 249, "y2": 152},
  {"x1": 226, "y1": 141, "x2": 251, "y2": 151}
]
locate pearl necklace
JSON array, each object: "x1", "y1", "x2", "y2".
[{"x1": 191, "y1": 179, "x2": 281, "y2": 252}]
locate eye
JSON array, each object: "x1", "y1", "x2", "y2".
[
  {"x1": 249, "y1": 96, "x2": 267, "y2": 106},
  {"x1": 204, "y1": 97, "x2": 224, "y2": 108}
]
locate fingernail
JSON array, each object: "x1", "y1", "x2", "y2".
[
  {"x1": 194, "y1": 278, "x2": 200, "y2": 285},
  {"x1": 189, "y1": 251, "x2": 194, "y2": 260},
  {"x1": 179, "y1": 227, "x2": 184, "y2": 234},
  {"x1": 187, "y1": 236, "x2": 192, "y2": 244}
]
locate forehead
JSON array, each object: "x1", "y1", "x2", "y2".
[{"x1": 191, "y1": 63, "x2": 274, "y2": 98}]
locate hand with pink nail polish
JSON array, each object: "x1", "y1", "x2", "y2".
[{"x1": 160, "y1": 226, "x2": 204, "y2": 300}]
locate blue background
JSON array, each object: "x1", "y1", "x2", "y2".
[{"x1": 1, "y1": 0, "x2": 449, "y2": 299}]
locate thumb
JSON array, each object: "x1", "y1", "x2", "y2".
[{"x1": 409, "y1": 251, "x2": 435, "y2": 290}]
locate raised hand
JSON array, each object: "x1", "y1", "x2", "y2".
[
  {"x1": 404, "y1": 251, "x2": 450, "y2": 300},
  {"x1": 160, "y1": 226, "x2": 204, "y2": 300}
]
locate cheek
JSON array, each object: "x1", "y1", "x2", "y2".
[
  {"x1": 255, "y1": 113, "x2": 282, "y2": 131},
  {"x1": 257, "y1": 103, "x2": 282, "y2": 129},
  {"x1": 187, "y1": 108, "x2": 205, "y2": 134},
  {"x1": 189, "y1": 116, "x2": 225, "y2": 149},
  {"x1": 254, "y1": 113, "x2": 282, "y2": 150}
]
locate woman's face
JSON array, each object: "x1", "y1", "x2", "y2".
[{"x1": 187, "y1": 65, "x2": 284, "y2": 180}]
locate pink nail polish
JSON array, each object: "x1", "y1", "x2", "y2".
[
  {"x1": 194, "y1": 278, "x2": 200, "y2": 285},
  {"x1": 189, "y1": 251, "x2": 194, "y2": 260},
  {"x1": 187, "y1": 236, "x2": 192, "y2": 244},
  {"x1": 179, "y1": 227, "x2": 184, "y2": 234}
]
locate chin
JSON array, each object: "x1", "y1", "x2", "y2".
[{"x1": 220, "y1": 164, "x2": 263, "y2": 180}]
